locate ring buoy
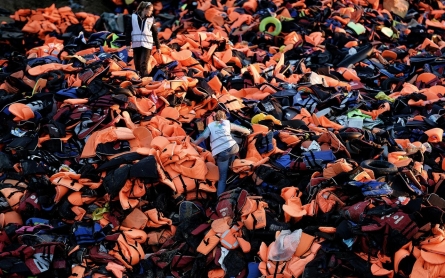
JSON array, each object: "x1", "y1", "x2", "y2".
[
  {"x1": 259, "y1": 17, "x2": 282, "y2": 36},
  {"x1": 360, "y1": 159, "x2": 398, "y2": 177}
]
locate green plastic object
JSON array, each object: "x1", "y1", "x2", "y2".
[
  {"x1": 375, "y1": 91, "x2": 395, "y2": 102},
  {"x1": 259, "y1": 17, "x2": 282, "y2": 36},
  {"x1": 92, "y1": 203, "x2": 110, "y2": 220},
  {"x1": 104, "y1": 33, "x2": 120, "y2": 49},
  {"x1": 381, "y1": 27, "x2": 394, "y2": 38},
  {"x1": 347, "y1": 22, "x2": 366, "y2": 35},
  {"x1": 347, "y1": 109, "x2": 372, "y2": 119}
]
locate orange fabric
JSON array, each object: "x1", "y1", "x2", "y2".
[
  {"x1": 394, "y1": 241, "x2": 419, "y2": 273},
  {"x1": 9, "y1": 103, "x2": 35, "y2": 121},
  {"x1": 283, "y1": 196, "x2": 307, "y2": 222},
  {"x1": 204, "y1": 8, "x2": 226, "y2": 26},
  {"x1": 246, "y1": 131, "x2": 283, "y2": 160},
  {"x1": 0, "y1": 211, "x2": 23, "y2": 228},
  {"x1": 286, "y1": 240, "x2": 322, "y2": 277},
  {"x1": 318, "y1": 131, "x2": 351, "y2": 158},
  {"x1": 244, "y1": 202, "x2": 267, "y2": 230},
  {"x1": 197, "y1": 229, "x2": 220, "y2": 255},
  {"x1": 323, "y1": 159, "x2": 354, "y2": 179},
  {"x1": 238, "y1": 237, "x2": 251, "y2": 253},
  {"x1": 81, "y1": 127, "x2": 136, "y2": 158},
  {"x1": 145, "y1": 208, "x2": 172, "y2": 228},
  {"x1": 316, "y1": 187, "x2": 345, "y2": 213},
  {"x1": 208, "y1": 269, "x2": 225, "y2": 278},
  {"x1": 359, "y1": 102, "x2": 391, "y2": 120},
  {"x1": 147, "y1": 226, "x2": 176, "y2": 245},
  {"x1": 319, "y1": 227, "x2": 336, "y2": 233},
  {"x1": 231, "y1": 157, "x2": 270, "y2": 178},
  {"x1": 50, "y1": 172, "x2": 84, "y2": 191},
  {"x1": 278, "y1": 131, "x2": 301, "y2": 147},
  {"x1": 305, "y1": 32, "x2": 324, "y2": 46},
  {"x1": 28, "y1": 63, "x2": 78, "y2": 76},
  {"x1": 425, "y1": 128, "x2": 443, "y2": 143},
  {"x1": 388, "y1": 151, "x2": 412, "y2": 168},
  {"x1": 106, "y1": 262, "x2": 125, "y2": 278},
  {"x1": 119, "y1": 179, "x2": 146, "y2": 210},
  {"x1": 220, "y1": 225, "x2": 241, "y2": 250},
  {"x1": 355, "y1": 252, "x2": 394, "y2": 278},
  {"x1": 109, "y1": 233, "x2": 145, "y2": 269},
  {"x1": 121, "y1": 208, "x2": 148, "y2": 230}
]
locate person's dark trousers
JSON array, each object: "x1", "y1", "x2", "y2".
[{"x1": 133, "y1": 46, "x2": 152, "y2": 77}]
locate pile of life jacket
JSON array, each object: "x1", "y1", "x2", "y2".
[{"x1": 2, "y1": 0, "x2": 445, "y2": 277}]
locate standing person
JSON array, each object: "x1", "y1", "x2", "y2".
[
  {"x1": 125, "y1": 1, "x2": 161, "y2": 77},
  {"x1": 193, "y1": 111, "x2": 251, "y2": 196}
]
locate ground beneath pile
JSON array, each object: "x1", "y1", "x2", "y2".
[{"x1": 1, "y1": 0, "x2": 111, "y2": 15}]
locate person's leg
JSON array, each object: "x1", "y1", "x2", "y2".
[
  {"x1": 133, "y1": 47, "x2": 142, "y2": 74},
  {"x1": 229, "y1": 143, "x2": 239, "y2": 160},
  {"x1": 216, "y1": 157, "x2": 229, "y2": 196},
  {"x1": 140, "y1": 47, "x2": 152, "y2": 77},
  {"x1": 216, "y1": 149, "x2": 231, "y2": 196},
  {"x1": 216, "y1": 144, "x2": 239, "y2": 196},
  {"x1": 227, "y1": 143, "x2": 239, "y2": 175}
]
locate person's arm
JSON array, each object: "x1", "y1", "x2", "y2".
[
  {"x1": 125, "y1": 15, "x2": 132, "y2": 47},
  {"x1": 193, "y1": 127, "x2": 210, "y2": 145},
  {"x1": 151, "y1": 21, "x2": 161, "y2": 50},
  {"x1": 230, "y1": 123, "x2": 251, "y2": 135}
]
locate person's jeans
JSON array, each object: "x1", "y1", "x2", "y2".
[
  {"x1": 215, "y1": 144, "x2": 239, "y2": 196},
  {"x1": 133, "y1": 47, "x2": 152, "y2": 77}
]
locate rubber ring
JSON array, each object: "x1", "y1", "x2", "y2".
[{"x1": 259, "y1": 17, "x2": 282, "y2": 36}]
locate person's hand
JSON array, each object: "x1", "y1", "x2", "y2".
[
  {"x1": 156, "y1": 49, "x2": 161, "y2": 55},
  {"x1": 126, "y1": 46, "x2": 131, "y2": 52}
]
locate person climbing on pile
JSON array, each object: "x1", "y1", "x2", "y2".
[
  {"x1": 193, "y1": 110, "x2": 251, "y2": 196},
  {"x1": 125, "y1": 1, "x2": 161, "y2": 77}
]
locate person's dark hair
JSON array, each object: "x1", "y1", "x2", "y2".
[{"x1": 135, "y1": 1, "x2": 152, "y2": 16}]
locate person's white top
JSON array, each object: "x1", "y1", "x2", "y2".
[
  {"x1": 130, "y1": 13, "x2": 154, "y2": 49},
  {"x1": 194, "y1": 120, "x2": 250, "y2": 156}
]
